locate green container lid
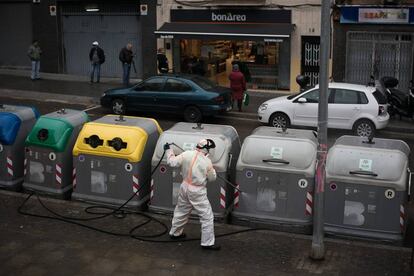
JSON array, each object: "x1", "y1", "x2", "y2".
[{"x1": 25, "y1": 117, "x2": 74, "y2": 152}]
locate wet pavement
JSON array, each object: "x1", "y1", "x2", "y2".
[{"x1": 0, "y1": 190, "x2": 412, "y2": 276}]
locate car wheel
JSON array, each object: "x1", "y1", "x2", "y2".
[
  {"x1": 269, "y1": 113, "x2": 290, "y2": 128},
  {"x1": 111, "y1": 99, "x2": 125, "y2": 115},
  {"x1": 184, "y1": 106, "x2": 202, "y2": 123},
  {"x1": 353, "y1": 119, "x2": 375, "y2": 138}
]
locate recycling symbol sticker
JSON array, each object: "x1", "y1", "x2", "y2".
[
  {"x1": 385, "y1": 189, "x2": 395, "y2": 199},
  {"x1": 245, "y1": 170, "x2": 253, "y2": 179},
  {"x1": 298, "y1": 179, "x2": 308, "y2": 189}
]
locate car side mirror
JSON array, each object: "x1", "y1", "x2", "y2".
[{"x1": 298, "y1": 97, "x2": 307, "y2": 103}]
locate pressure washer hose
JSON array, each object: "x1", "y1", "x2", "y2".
[{"x1": 18, "y1": 147, "x2": 261, "y2": 243}]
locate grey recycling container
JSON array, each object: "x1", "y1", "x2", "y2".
[
  {"x1": 232, "y1": 127, "x2": 317, "y2": 233},
  {"x1": 23, "y1": 109, "x2": 88, "y2": 198},
  {"x1": 325, "y1": 135, "x2": 410, "y2": 242},
  {"x1": 150, "y1": 122, "x2": 241, "y2": 221},
  {"x1": 72, "y1": 115, "x2": 162, "y2": 208},
  {"x1": 0, "y1": 104, "x2": 39, "y2": 190}
]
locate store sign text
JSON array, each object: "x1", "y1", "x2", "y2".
[
  {"x1": 359, "y1": 8, "x2": 409, "y2": 24},
  {"x1": 211, "y1": 12, "x2": 246, "y2": 22}
]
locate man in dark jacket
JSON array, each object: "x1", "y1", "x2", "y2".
[
  {"x1": 157, "y1": 48, "x2": 169, "y2": 74},
  {"x1": 119, "y1": 43, "x2": 134, "y2": 86},
  {"x1": 89, "y1": 41, "x2": 105, "y2": 83}
]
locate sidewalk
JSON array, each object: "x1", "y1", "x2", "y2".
[
  {"x1": 0, "y1": 190, "x2": 412, "y2": 276},
  {"x1": 1, "y1": 69, "x2": 414, "y2": 133}
]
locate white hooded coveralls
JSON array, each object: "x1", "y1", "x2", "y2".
[{"x1": 166, "y1": 148, "x2": 217, "y2": 246}]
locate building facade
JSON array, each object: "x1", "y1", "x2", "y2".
[
  {"x1": 333, "y1": 0, "x2": 414, "y2": 91},
  {"x1": 0, "y1": 0, "x2": 157, "y2": 79},
  {"x1": 156, "y1": 0, "x2": 322, "y2": 91}
]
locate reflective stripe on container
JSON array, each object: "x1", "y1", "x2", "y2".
[
  {"x1": 400, "y1": 205, "x2": 405, "y2": 232},
  {"x1": 72, "y1": 168, "x2": 77, "y2": 189},
  {"x1": 6, "y1": 156, "x2": 13, "y2": 176},
  {"x1": 55, "y1": 164, "x2": 62, "y2": 186},
  {"x1": 234, "y1": 184, "x2": 240, "y2": 208},
  {"x1": 133, "y1": 174, "x2": 140, "y2": 197},
  {"x1": 305, "y1": 191, "x2": 313, "y2": 216},
  {"x1": 220, "y1": 187, "x2": 226, "y2": 209}
]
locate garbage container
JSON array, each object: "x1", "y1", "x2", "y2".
[
  {"x1": 150, "y1": 122, "x2": 241, "y2": 221},
  {"x1": 72, "y1": 115, "x2": 162, "y2": 208},
  {"x1": 325, "y1": 135, "x2": 410, "y2": 242},
  {"x1": 23, "y1": 109, "x2": 88, "y2": 198},
  {"x1": 232, "y1": 127, "x2": 317, "y2": 233},
  {"x1": 0, "y1": 104, "x2": 39, "y2": 190}
]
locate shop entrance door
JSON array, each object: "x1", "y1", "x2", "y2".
[
  {"x1": 301, "y1": 36, "x2": 320, "y2": 87},
  {"x1": 345, "y1": 32, "x2": 414, "y2": 92}
]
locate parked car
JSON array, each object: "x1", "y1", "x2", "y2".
[
  {"x1": 258, "y1": 82, "x2": 389, "y2": 137},
  {"x1": 100, "y1": 75, "x2": 232, "y2": 122}
]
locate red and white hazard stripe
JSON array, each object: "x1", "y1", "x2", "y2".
[
  {"x1": 149, "y1": 179, "x2": 154, "y2": 203},
  {"x1": 234, "y1": 184, "x2": 240, "y2": 208},
  {"x1": 23, "y1": 158, "x2": 27, "y2": 176},
  {"x1": 55, "y1": 164, "x2": 62, "y2": 186},
  {"x1": 400, "y1": 205, "x2": 405, "y2": 232},
  {"x1": 6, "y1": 156, "x2": 13, "y2": 177},
  {"x1": 220, "y1": 187, "x2": 226, "y2": 209},
  {"x1": 72, "y1": 167, "x2": 77, "y2": 189},
  {"x1": 132, "y1": 174, "x2": 140, "y2": 197},
  {"x1": 305, "y1": 191, "x2": 313, "y2": 216}
]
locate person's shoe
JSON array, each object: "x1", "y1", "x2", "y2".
[
  {"x1": 201, "y1": 244, "x2": 221, "y2": 251},
  {"x1": 169, "y1": 233, "x2": 186, "y2": 240}
]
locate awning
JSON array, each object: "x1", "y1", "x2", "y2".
[{"x1": 155, "y1": 22, "x2": 294, "y2": 41}]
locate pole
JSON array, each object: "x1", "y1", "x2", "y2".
[{"x1": 310, "y1": 0, "x2": 331, "y2": 260}]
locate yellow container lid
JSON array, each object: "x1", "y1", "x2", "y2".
[{"x1": 73, "y1": 122, "x2": 149, "y2": 162}]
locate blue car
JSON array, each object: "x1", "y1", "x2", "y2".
[{"x1": 100, "y1": 74, "x2": 232, "y2": 122}]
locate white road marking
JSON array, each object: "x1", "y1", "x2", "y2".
[{"x1": 83, "y1": 105, "x2": 101, "y2": 112}]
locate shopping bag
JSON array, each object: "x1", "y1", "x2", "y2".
[{"x1": 243, "y1": 92, "x2": 250, "y2": 106}]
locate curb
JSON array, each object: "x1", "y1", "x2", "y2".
[{"x1": 0, "y1": 88, "x2": 98, "y2": 105}]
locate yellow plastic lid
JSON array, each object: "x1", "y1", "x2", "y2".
[{"x1": 73, "y1": 122, "x2": 148, "y2": 162}]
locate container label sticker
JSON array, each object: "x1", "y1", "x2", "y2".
[
  {"x1": 343, "y1": 200, "x2": 365, "y2": 226},
  {"x1": 183, "y1": 142, "x2": 196, "y2": 151},
  {"x1": 330, "y1": 182, "x2": 337, "y2": 191},
  {"x1": 125, "y1": 163, "x2": 133, "y2": 172},
  {"x1": 0, "y1": 144, "x2": 3, "y2": 152},
  {"x1": 78, "y1": 155, "x2": 85, "y2": 162},
  {"x1": 270, "y1": 147, "x2": 283, "y2": 159},
  {"x1": 245, "y1": 170, "x2": 253, "y2": 178},
  {"x1": 29, "y1": 161, "x2": 45, "y2": 183},
  {"x1": 385, "y1": 189, "x2": 395, "y2": 199},
  {"x1": 91, "y1": 170, "x2": 107, "y2": 194},
  {"x1": 298, "y1": 179, "x2": 308, "y2": 188},
  {"x1": 359, "y1": 159, "x2": 372, "y2": 171},
  {"x1": 160, "y1": 165, "x2": 167, "y2": 174},
  {"x1": 49, "y1": 152, "x2": 56, "y2": 161}
]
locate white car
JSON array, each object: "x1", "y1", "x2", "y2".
[{"x1": 258, "y1": 82, "x2": 389, "y2": 137}]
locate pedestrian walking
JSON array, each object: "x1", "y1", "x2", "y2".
[
  {"x1": 27, "y1": 40, "x2": 42, "y2": 81},
  {"x1": 157, "y1": 48, "x2": 169, "y2": 74},
  {"x1": 119, "y1": 43, "x2": 134, "y2": 86},
  {"x1": 229, "y1": 64, "x2": 246, "y2": 112},
  {"x1": 164, "y1": 139, "x2": 221, "y2": 251},
  {"x1": 89, "y1": 41, "x2": 105, "y2": 83}
]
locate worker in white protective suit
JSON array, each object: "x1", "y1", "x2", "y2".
[{"x1": 163, "y1": 138, "x2": 220, "y2": 250}]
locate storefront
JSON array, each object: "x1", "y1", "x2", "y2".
[
  {"x1": 333, "y1": 6, "x2": 414, "y2": 92},
  {"x1": 155, "y1": 9, "x2": 294, "y2": 90}
]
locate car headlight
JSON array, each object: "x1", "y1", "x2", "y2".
[
  {"x1": 259, "y1": 103, "x2": 268, "y2": 112},
  {"x1": 101, "y1": 93, "x2": 106, "y2": 97}
]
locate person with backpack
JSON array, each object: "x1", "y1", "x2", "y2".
[{"x1": 27, "y1": 40, "x2": 42, "y2": 81}]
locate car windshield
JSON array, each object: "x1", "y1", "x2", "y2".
[{"x1": 192, "y1": 76, "x2": 217, "y2": 91}]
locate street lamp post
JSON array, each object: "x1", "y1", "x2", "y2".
[{"x1": 310, "y1": 0, "x2": 331, "y2": 260}]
